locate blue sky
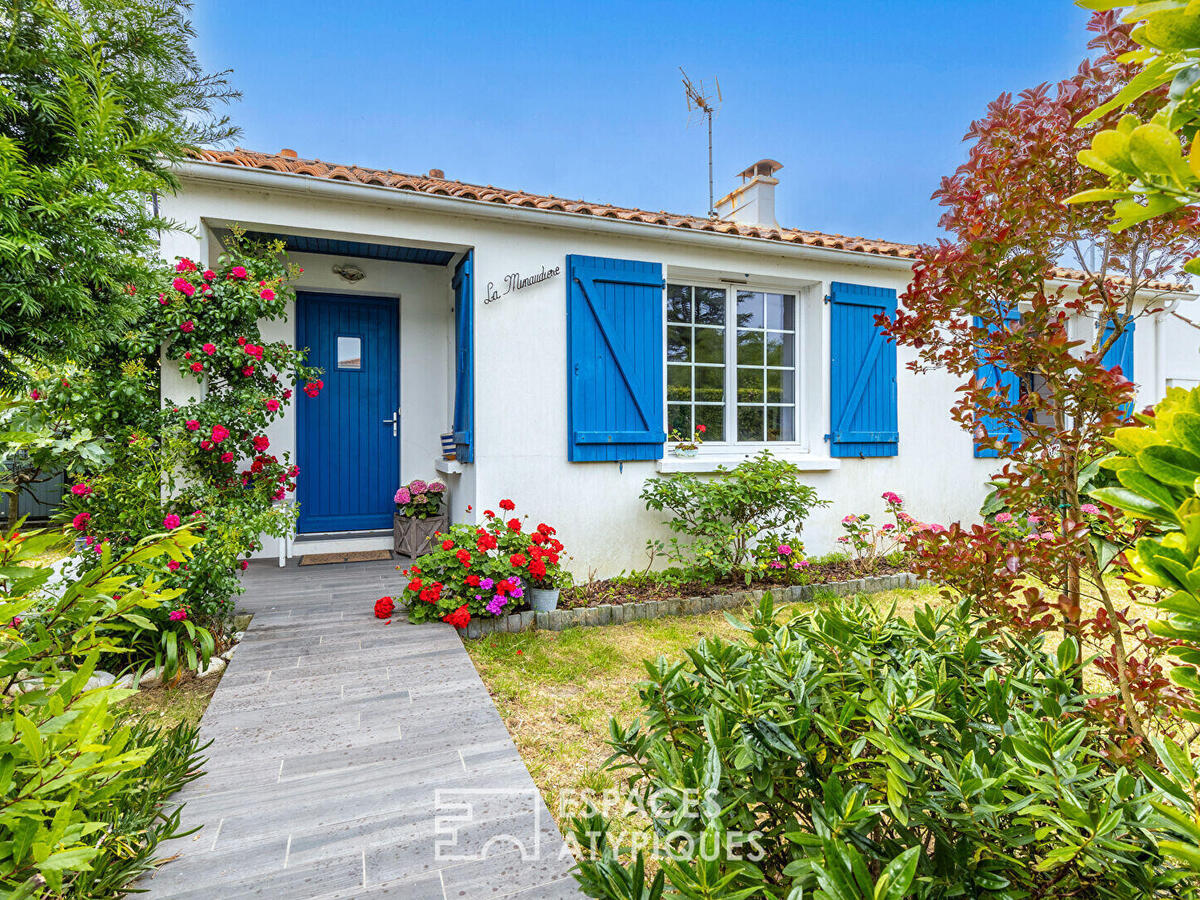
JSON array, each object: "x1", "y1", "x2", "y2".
[{"x1": 193, "y1": 1, "x2": 1096, "y2": 246}]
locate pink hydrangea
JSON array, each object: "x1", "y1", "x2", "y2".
[
  {"x1": 429, "y1": 481, "x2": 446, "y2": 494},
  {"x1": 881, "y1": 491, "x2": 902, "y2": 505},
  {"x1": 842, "y1": 514, "x2": 857, "y2": 524},
  {"x1": 394, "y1": 488, "x2": 412, "y2": 505},
  {"x1": 163, "y1": 514, "x2": 181, "y2": 530},
  {"x1": 995, "y1": 512, "x2": 1013, "y2": 524},
  {"x1": 409, "y1": 479, "x2": 428, "y2": 494},
  {"x1": 1079, "y1": 503, "x2": 1100, "y2": 515}
]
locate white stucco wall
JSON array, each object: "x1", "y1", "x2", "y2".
[{"x1": 156, "y1": 167, "x2": 1198, "y2": 577}]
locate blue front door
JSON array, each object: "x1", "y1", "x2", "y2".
[{"x1": 296, "y1": 293, "x2": 399, "y2": 533}]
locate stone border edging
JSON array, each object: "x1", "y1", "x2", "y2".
[{"x1": 462, "y1": 572, "x2": 928, "y2": 639}]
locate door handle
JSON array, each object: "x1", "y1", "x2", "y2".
[{"x1": 382, "y1": 409, "x2": 400, "y2": 437}]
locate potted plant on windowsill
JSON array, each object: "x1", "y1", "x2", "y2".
[
  {"x1": 393, "y1": 479, "x2": 448, "y2": 558},
  {"x1": 669, "y1": 424, "x2": 706, "y2": 458}
]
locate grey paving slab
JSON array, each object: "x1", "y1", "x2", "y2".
[{"x1": 139, "y1": 559, "x2": 580, "y2": 899}]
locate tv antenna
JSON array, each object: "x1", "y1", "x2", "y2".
[{"x1": 681, "y1": 68, "x2": 721, "y2": 217}]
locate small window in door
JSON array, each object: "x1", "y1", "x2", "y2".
[{"x1": 336, "y1": 335, "x2": 362, "y2": 370}]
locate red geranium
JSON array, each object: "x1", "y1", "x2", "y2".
[
  {"x1": 374, "y1": 596, "x2": 395, "y2": 619},
  {"x1": 507, "y1": 518, "x2": 521, "y2": 532},
  {"x1": 409, "y1": 577, "x2": 423, "y2": 592},
  {"x1": 441, "y1": 539, "x2": 454, "y2": 551},
  {"x1": 466, "y1": 574, "x2": 481, "y2": 586},
  {"x1": 456, "y1": 548, "x2": 471, "y2": 566},
  {"x1": 499, "y1": 499, "x2": 515, "y2": 511},
  {"x1": 510, "y1": 553, "x2": 527, "y2": 567},
  {"x1": 443, "y1": 605, "x2": 470, "y2": 628}
]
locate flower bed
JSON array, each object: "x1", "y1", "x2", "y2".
[{"x1": 460, "y1": 571, "x2": 925, "y2": 639}]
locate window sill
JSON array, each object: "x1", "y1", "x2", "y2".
[
  {"x1": 434, "y1": 458, "x2": 465, "y2": 475},
  {"x1": 656, "y1": 452, "x2": 840, "y2": 474}
]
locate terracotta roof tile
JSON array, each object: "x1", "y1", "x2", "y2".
[{"x1": 187, "y1": 148, "x2": 1191, "y2": 292}]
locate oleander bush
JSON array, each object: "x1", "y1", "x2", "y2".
[
  {"x1": 572, "y1": 596, "x2": 1198, "y2": 899},
  {"x1": 0, "y1": 521, "x2": 206, "y2": 895}
]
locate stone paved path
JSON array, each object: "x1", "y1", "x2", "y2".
[{"x1": 140, "y1": 559, "x2": 580, "y2": 899}]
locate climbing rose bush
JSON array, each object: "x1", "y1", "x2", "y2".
[
  {"x1": 398, "y1": 501, "x2": 565, "y2": 626},
  {"x1": 61, "y1": 235, "x2": 322, "y2": 647}
]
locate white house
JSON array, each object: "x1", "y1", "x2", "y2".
[{"x1": 157, "y1": 148, "x2": 1199, "y2": 576}]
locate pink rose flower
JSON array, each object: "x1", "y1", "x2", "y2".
[
  {"x1": 180, "y1": 320, "x2": 194, "y2": 333},
  {"x1": 230, "y1": 266, "x2": 248, "y2": 279},
  {"x1": 260, "y1": 288, "x2": 275, "y2": 301},
  {"x1": 163, "y1": 514, "x2": 181, "y2": 530},
  {"x1": 220, "y1": 452, "x2": 234, "y2": 463},
  {"x1": 168, "y1": 609, "x2": 187, "y2": 622},
  {"x1": 185, "y1": 419, "x2": 200, "y2": 431},
  {"x1": 253, "y1": 435, "x2": 270, "y2": 452},
  {"x1": 202, "y1": 269, "x2": 216, "y2": 281},
  {"x1": 70, "y1": 484, "x2": 92, "y2": 496},
  {"x1": 202, "y1": 343, "x2": 216, "y2": 355},
  {"x1": 175, "y1": 258, "x2": 196, "y2": 273},
  {"x1": 71, "y1": 512, "x2": 90, "y2": 531},
  {"x1": 245, "y1": 344, "x2": 264, "y2": 361},
  {"x1": 264, "y1": 398, "x2": 280, "y2": 412},
  {"x1": 173, "y1": 278, "x2": 195, "y2": 297},
  {"x1": 28, "y1": 390, "x2": 39, "y2": 401},
  {"x1": 167, "y1": 560, "x2": 180, "y2": 571},
  {"x1": 778, "y1": 544, "x2": 792, "y2": 556},
  {"x1": 211, "y1": 424, "x2": 229, "y2": 443}
]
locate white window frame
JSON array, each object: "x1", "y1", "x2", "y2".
[{"x1": 664, "y1": 279, "x2": 806, "y2": 454}]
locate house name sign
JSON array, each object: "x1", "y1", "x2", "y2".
[{"x1": 483, "y1": 264, "x2": 561, "y2": 304}]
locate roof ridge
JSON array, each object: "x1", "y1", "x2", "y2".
[{"x1": 185, "y1": 147, "x2": 1190, "y2": 292}]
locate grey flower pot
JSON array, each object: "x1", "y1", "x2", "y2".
[{"x1": 529, "y1": 587, "x2": 560, "y2": 612}]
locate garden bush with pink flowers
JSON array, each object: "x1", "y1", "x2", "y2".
[{"x1": 56, "y1": 233, "x2": 321, "y2": 666}]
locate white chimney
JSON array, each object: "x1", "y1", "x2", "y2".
[{"x1": 715, "y1": 159, "x2": 783, "y2": 227}]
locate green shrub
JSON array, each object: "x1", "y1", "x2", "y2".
[
  {"x1": 641, "y1": 451, "x2": 826, "y2": 580},
  {"x1": 572, "y1": 597, "x2": 1193, "y2": 898},
  {"x1": 0, "y1": 520, "x2": 202, "y2": 893}
]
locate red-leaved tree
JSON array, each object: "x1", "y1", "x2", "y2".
[{"x1": 884, "y1": 12, "x2": 1200, "y2": 751}]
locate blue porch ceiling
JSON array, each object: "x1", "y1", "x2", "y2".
[{"x1": 240, "y1": 231, "x2": 456, "y2": 266}]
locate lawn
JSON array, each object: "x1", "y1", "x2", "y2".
[{"x1": 465, "y1": 583, "x2": 946, "y2": 827}]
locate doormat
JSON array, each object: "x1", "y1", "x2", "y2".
[{"x1": 300, "y1": 550, "x2": 392, "y2": 566}]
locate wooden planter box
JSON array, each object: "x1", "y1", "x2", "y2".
[{"x1": 393, "y1": 512, "x2": 448, "y2": 559}]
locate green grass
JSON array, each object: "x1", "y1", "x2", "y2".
[{"x1": 466, "y1": 584, "x2": 945, "y2": 828}]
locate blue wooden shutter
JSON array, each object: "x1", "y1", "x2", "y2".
[
  {"x1": 1103, "y1": 317, "x2": 1135, "y2": 416},
  {"x1": 973, "y1": 310, "x2": 1022, "y2": 459},
  {"x1": 829, "y1": 282, "x2": 898, "y2": 458},
  {"x1": 567, "y1": 255, "x2": 665, "y2": 461},
  {"x1": 452, "y1": 252, "x2": 474, "y2": 463}
]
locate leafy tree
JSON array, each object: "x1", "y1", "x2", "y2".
[
  {"x1": 0, "y1": 0, "x2": 237, "y2": 377},
  {"x1": 883, "y1": 12, "x2": 1200, "y2": 747}
]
